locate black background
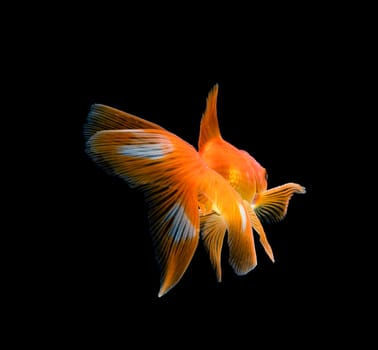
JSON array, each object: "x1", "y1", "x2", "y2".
[
  {"x1": 24, "y1": 6, "x2": 369, "y2": 346},
  {"x1": 65, "y1": 58, "x2": 324, "y2": 339}
]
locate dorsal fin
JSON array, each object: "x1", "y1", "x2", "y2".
[
  {"x1": 198, "y1": 84, "x2": 222, "y2": 150},
  {"x1": 84, "y1": 104, "x2": 165, "y2": 141}
]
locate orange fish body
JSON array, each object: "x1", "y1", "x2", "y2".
[
  {"x1": 199, "y1": 85, "x2": 306, "y2": 262},
  {"x1": 84, "y1": 85, "x2": 305, "y2": 296}
]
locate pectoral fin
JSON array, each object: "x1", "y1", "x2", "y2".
[{"x1": 253, "y1": 183, "x2": 306, "y2": 223}]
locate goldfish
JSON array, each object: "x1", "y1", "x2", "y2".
[{"x1": 84, "y1": 85, "x2": 306, "y2": 297}]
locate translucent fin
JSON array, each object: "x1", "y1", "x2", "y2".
[
  {"x1": 253, "y1": 183, "x2": 306, "y2": 223},
  {"x1": 198, "y1": 84, "x2": 222, "y2": 150},
  {"x1": 87, "y1": 128, "x2": 204, "y2": 296},
  {"x1": 246, "y1": 201, "x2": 274, "y2": 262},
  {"x1": 148, "y1": 189, "x2": 200, "y2": 297},
  {"x1": 86, "y1": 129, "x2": 173, "y2": 186},
  {"x1": 226, "y1": 201, "x2": 257, "y2": 275},
  {"x1": 84, "y1": 104, "x2": 165, "y2": 141},
  {"x1": 198, "y1": 172, "x2": 258, "y2": 276},
  {"x1": 200, "y1": 212, "x2": 227, "y2": 282}
]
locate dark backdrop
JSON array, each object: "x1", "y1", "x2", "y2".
[{"x1": 31, "y1": 7, "x2": 361, "y2": 347}]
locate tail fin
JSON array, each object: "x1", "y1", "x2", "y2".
[
  {"x1": 87, "y1": 128, "x2": 203, "y2": 297},
  {"x1": 198, "y1": 84, "x2": 222, "y2": 151},
  {"x1": 84, "y1": 104, "x2": 165, "y2": 141}
]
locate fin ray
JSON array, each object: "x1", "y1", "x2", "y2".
[
  {"x1": 246, "y1": 202, "x2": 274, "y2": 262},
  {"x1": 86, "y1": 129, "x2": 201, "y2": 188},
  {"x1": 200, "y1": 212, "x2": 227, "y2": 282},
  {"x1": 86, "y1": 128, "x2": 205, "y2": 296},
  {"x1": 84, "y1": 104, "x2": 165, "y2": 141},
  {"x1": 147, "y1": 188, "x2": 200, "y2": 297},
  {"x1": 226, "y1": 201, "x2": 257, "y2": 275},
  {"x1": 198, "y1": 84, "x2": 222, "y2": 150},
  {"x1": 253, "y1": 183, "x2": 306, "y2": 223}
]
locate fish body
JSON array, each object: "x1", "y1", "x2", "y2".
[
  {"x1": 84, "y1": 85, "x2": 305, "y2": 296},
  {"x1": 198, "y1": 85, "x2": 306, "y2": 262}
]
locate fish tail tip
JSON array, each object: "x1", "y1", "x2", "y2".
[
  {"x1": 157, "y1": 290, "x2": 166, "y2": 298},
  {"x1": 157, "y1": 285, "x2": 170, "y2": 298}
]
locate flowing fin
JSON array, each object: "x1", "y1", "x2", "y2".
[
  {"x1": 84, "y1": 104, "x2": 165, "y2": 141},
  {"x1": 200, "y1": 212, "x2": 227, "y2": 282},
  {"x1": 226, "y1": 201, "x2": 257, "y2": 275},
  {"x1": 148, "y1": 188, "x2": 200, "y2": 297},
  {"x1": 87, "y1": 129, "x2": 204, "y2": 296},
  {"x1": 86, "y1": 129, "x2": 175, "y2": 186},
  {"x1": 198, "y1": 173, "x2": 257, "y2": 276},
  {"x1": 253, "y1": 183, "x2": 306, "y2": 223},
  {"x1": 198, "y1": 84, "x2": 222, "y2": 150},
  {"x1": 246, "y1": 201, "x2": 274, "y2": 262}
]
